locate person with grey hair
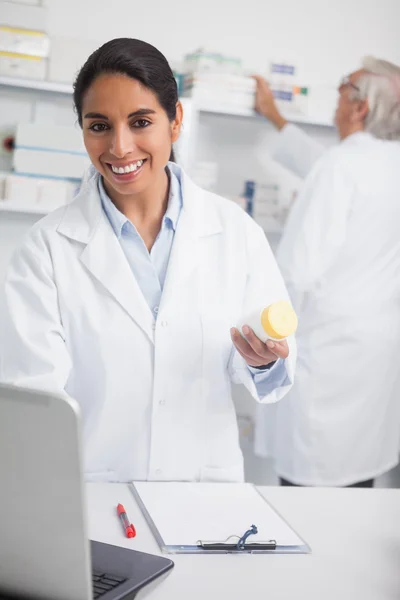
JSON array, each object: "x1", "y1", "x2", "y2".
[{"x1": 253, "y1": 57, "x2": 400, "y2": 488}]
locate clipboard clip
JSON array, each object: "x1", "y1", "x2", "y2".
[
  {"x1": 197, "y1": 524, "x2": 277, "y2": 552},
  {"x1": 237, "y1": 524, "x2": 258, "y2": 549}
]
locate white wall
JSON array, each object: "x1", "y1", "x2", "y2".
[{"x1": 44, "y1": 0, "x2": 400, "y2": 84}]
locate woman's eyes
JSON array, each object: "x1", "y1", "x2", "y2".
[
  {"x1": 88, "y1": 120, "x2": 151, "y2": 132},
  {"x1": 133, "y1": 119, "x2": 151, "y2": 128},
  {"x1": 89, "y1": 123, "x2": 108, "y2": 132}
]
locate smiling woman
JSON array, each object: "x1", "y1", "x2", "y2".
[
  {"x1": 72, "y1": 39, "x2": 182, "y2": 234},
  {"x1": 1, "y1": 37, "x2": 296, "y2": 484}
]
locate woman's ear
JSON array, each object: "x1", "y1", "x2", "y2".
[{"x1": 171, "y1": 101, "x2": 183, "y2": 143}]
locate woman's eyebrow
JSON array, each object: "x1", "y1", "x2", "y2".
[{"x1": 83, "y1": 108, "x2": 157, "y2": 119}]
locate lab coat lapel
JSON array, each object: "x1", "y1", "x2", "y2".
[
  {"x1": 57, "y1": 173, "x2": 154, "y2": 343},
  {"x1": 80, "y1": 218, "x2": 155, "y2": 342}
]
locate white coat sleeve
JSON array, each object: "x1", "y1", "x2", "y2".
[
  {"x1": 228, "y1": 217, "x2": 296, "y2": 404},
  {"x1": 258, "y1": 123, "x2": 325, "y2": 179},
  {"x1": 0, "y1": 234, "x2": 72, "y2": 394},
  {"x1": 276, "y1": 153, "x2": 354, "y2": 313}
]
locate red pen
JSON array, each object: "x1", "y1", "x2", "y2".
[{"x1": 117, "y1": 503, "x2": 136, "y2": 538}]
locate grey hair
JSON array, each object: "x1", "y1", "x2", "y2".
[{"x1": 350, "y1": 56, "x2": 400, "y2": 140}]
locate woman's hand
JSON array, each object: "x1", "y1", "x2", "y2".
[{"x1": 230, "y1": 325, "x2": 289, "y2": 368}]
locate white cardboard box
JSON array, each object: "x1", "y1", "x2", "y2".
[
  {"x1": 38, "y1": 178, "x2": 78, "y2": 208},
  {"x1": 13, "y1": 148, "x2": 90, "y2": 180},
  {"x1": 4, "y1": 173, "x2": 38, "y2": 203},
  {"x1": 16, "y1": 122, "x2": 86, "y2": 153},
  {"x1": 14, "y1": 123, "x2": 88, "y2": 184},
  {"x1": 0, "y1": 26, "x2": 50, "y2": 57},
  {"x1": 0, "y1": 51, "x2": 47, "y2": 79},
  {"x1": 0, "y1": 1, "x2": 47, "y2": 30},
  {"x1": 4, "y1": 174, "x2": 77, "y2": 210}
]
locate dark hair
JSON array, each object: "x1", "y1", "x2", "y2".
[{"x1": 73, "y1": 38, "x2": 178, "y2": 162}]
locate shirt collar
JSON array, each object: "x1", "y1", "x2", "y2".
[
  {"x1": 99, "y1": 166, "x2": 182, "y2": 239},
  {"x1": 163, "y1": 167, "x2": 181, "y2": 231}
]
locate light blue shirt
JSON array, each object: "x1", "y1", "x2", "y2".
[
  {"x1": 99, "y1": 170, "x2": 181, "y2": 314},
  {"x1": 99, "y1": 168, "x2": 286, "y2": 397}
]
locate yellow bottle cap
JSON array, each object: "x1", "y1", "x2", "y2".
[{"x1": 261, "y1": 300, "x2": 298, "y2": 340}]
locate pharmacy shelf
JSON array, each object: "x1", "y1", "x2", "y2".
[
  {"x1": 0, "y1": 201, "x2": 49, "y2": 215},
  {"x1": 197, "y1": 102, "x2": 333, "y2": 128},
  {"x1": 0, "y1": 77, "x2": 333, "y2": 127},
  {"x1": 0, "y1": 75, "x2": 73, "y2": 94}
]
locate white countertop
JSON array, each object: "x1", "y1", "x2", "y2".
[{"x1": 86, "y1": 483, "x2": 400, "y2": 600}]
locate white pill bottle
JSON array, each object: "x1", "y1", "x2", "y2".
[{"x1": 237, "y1": 300, "x2": 298, "y2": 343}]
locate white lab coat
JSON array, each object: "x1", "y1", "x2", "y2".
[
  {"x1": 0, "y1": 163, "x2": 295, "y2": 483},
  {"x1": 255, "y1": 125, "x2": 400, "y2": 486}
]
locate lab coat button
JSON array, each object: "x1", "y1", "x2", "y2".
[
  {"x1": 153, "y1": 306, "x2": 159, "y2": 314},
  {"x1": 161, "y1": 320, "x2": 168, "y2": 327},
  {"x1": 159, "y1": 399, "x2": 165, "y2": 405}
]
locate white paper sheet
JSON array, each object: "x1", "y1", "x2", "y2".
[{"x1": 132, "y1": 482, "x2": 305, "y2": 548}]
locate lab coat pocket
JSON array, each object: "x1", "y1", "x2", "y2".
[{"x1": 200, "y1": 459, "x2": 244, "y2": 483}]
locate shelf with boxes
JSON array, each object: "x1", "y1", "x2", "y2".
[
  {"x1": 180, "y1": 52, "x2": 336, "y2": 128},
  {"x1": 0, "y1": 75, "x2": 334, "y2": 127},
  {"x1": 178, "y1": 52, "x2": 334, "y2": 243},
  {"x1": 0, "y1": 171, "x2": 80, "y2": 215},
  {"x1": 0, "y1": 48, "x2": 335, "y2": 217},
  {"x1": 0, "y1": 92, "x2": 302, "y2": 224},
  {"x1": 0, "y1": 121, "x2": 87, "y2": 215},
  {"x1": 196, "y1": 102, "x2": 333, "y2": 127},
  {"x1": 0, "y1": 74, "x2": 72, "y2": 94},
  {"x1": 0, "y1": 3, "x2": 50, "y2": 81}
]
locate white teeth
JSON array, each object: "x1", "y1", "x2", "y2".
[{"x1": 111, "y1": 160, "x2": 144, "y2": 174}]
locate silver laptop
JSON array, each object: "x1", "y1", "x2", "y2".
[{"x1": 0, "y1": 384, "x2": 174, "y2": 600}]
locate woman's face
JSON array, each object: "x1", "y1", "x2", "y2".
[{"x1": 81, "y1": 73, "x2": 182, "y2": 198}]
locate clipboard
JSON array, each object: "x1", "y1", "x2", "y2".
[
  {"x1": 197, "y1": 523, "x2": 278, "y2": 552},
  {"x1": 129, "y1": 482, "x2": 310, "y2": 555}
]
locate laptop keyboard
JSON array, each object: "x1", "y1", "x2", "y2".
[{"x1": 92, "y1": 570, "x2": 127, "y2": 598}]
